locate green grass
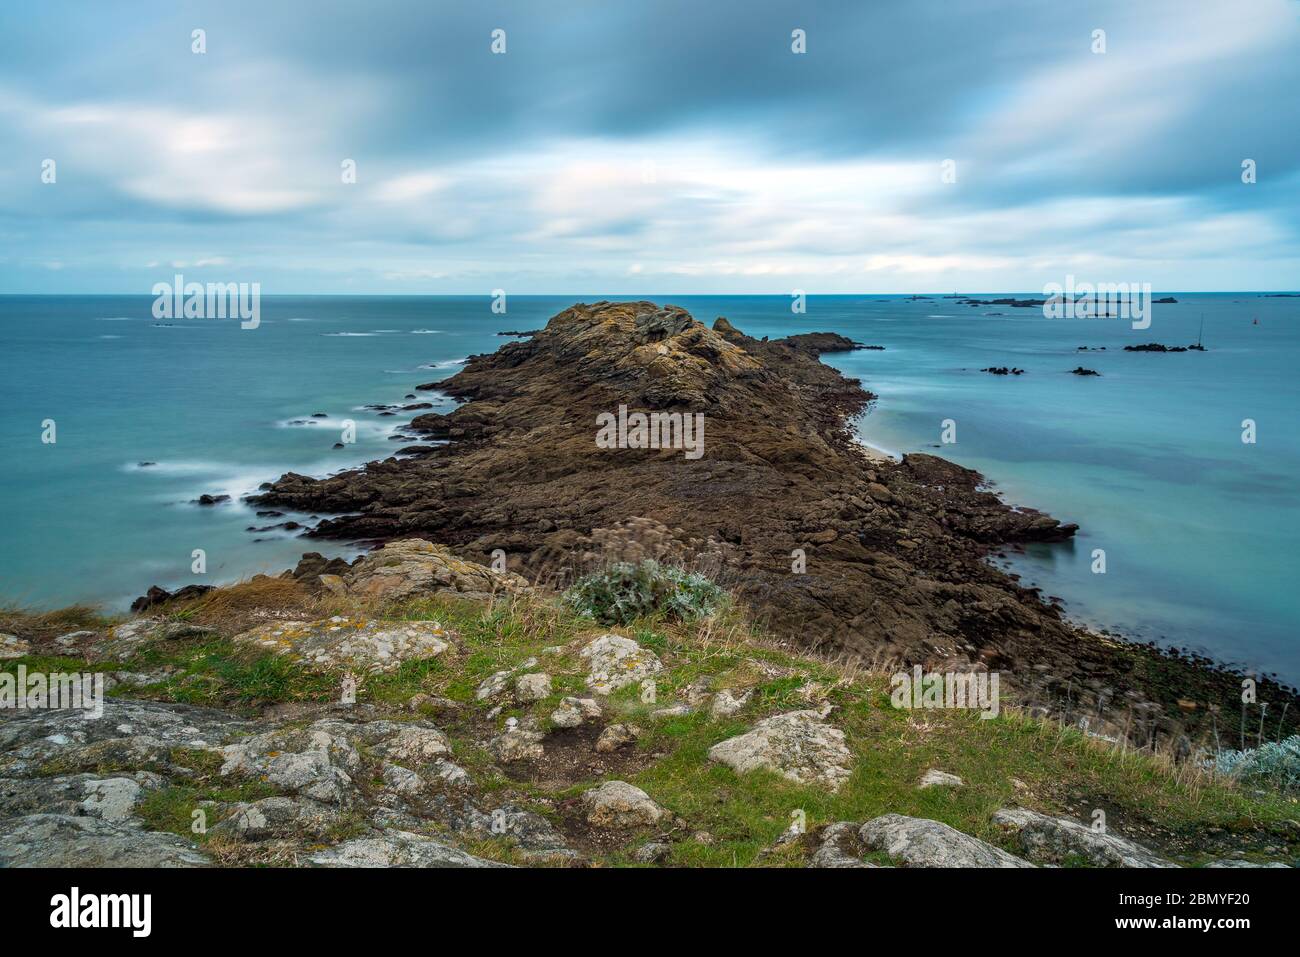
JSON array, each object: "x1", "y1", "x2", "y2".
[{"x1": 5, "y1": 588, "x2": 1297, "y2": 867}]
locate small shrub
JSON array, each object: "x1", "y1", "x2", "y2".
[
  {"x1": 1213, "y1": 735, "x2": 1300, "y2": 793},
  {"x1": 563, "y1": 561, "x2": 726, "y2": 625}
]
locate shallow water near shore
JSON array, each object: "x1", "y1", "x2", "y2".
[{"x1": 2, "y1": 293, "x2": 1297, "y2": 684}]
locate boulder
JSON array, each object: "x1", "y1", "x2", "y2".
[
  {"x1": 595, "y1": 723, "x2": 640, "y2": 753},
  {"x1": 579, "y1": 634, "x2": 663, "y2": 694},
  {"x1": 582, "y1": 780, "x2": 668, "y2": 828},
  {"x1": 514, "y1": 672, "x2": 552, "y2": 703},
  {"x1": 340, "y1": 539, "x2": 530, "y2": 603},
  {"x1": 919, "y1": 769, "x2": 964, "y2": 789},
  {"x1": 859, "y1": 814, "x2": 1033, "y2": 868},
  {"x1": 707, "y1": 709, "x2": 852, "y2": 791},
  {"x1": 550, "y1": 697, "x2": 602, "y2": 729},
  {"x1": 0, "y1": 634, "x2": 30, "y2": 659},
  {"x1": 810, "y1": 821, "x2": 878, "y2": 868},
  {"x1": 710, "y1": 688, "x2": 751, "y2": 718},
  {"x1": 490, "y1": 723, "x2": 545, "y2": 763},
  {"x1": 992, "y1": 807, "x2": 1175, "y2": 867}
]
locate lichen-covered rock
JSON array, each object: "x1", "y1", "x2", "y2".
[
  {"x1": 356, "y1": 721, "x2": 452, "y2": 766},
  {"x1": 232, "y1": 617, "x2": 450, "y2": 675},
  {"x1": 515, "y1": 672, "x2": 552, "y2": 703},
  {"x1": 859, "y1": 814, "x2": 1033, "y2": 868},
  {"x1": 810, "y1": 821, "x2": 879, "y2": 868},
  {"x1": 475, "y1": 657, "x2": 538, "y2": 701},
  {"x1": 341, "y1": 539, "x2": 531, "y2": 603},
  {"x1": 0, "y1": 813, "x2": 208, "y2": 867},
  {"x1": 0, "y1": 772, "x2": 161, "y2": 821},
  {"x1": 213, "y1": 796, "x2": 342, "y2": 842},
  {"x1": 710, "y1": 689, "x2": 751, "y2": 718},
  {"x1": 550, "y1": 697, "x2": 602, "y2": 729},
  {"x1": 707, "y1": 710, "x2": 852, "y2": 791},
  {"x1": 490, "y1": 723, "x2": 545, "y2": 763},
  {"x1": 0, "y1": 633, "x2": 30, "y2": 659},
  {"x1": 635, "y1": 841, "x2": 671, "y2": 864},
  {"x1": 217, "y1": 719, "x2": 362, "y2": 805},
  {"x1": 307, "y1": 829, "x2": 509, "y2": 868},
  {"x1": 462, "y1": 805, "x2": 576, "y2": 861},
  {"x1": 580, "y1": 634, "x2": 663, "y2": 694},
  {"x1": 0, "y1": 699, "x2": 249, "y2": 777},
  {"x1": 992, "y1": 807, "x2": 1175, "y2": 868},
  {"x1": 919, "y1": 769, "x2": 964, "y2": 789},
  {"x1": 582, "y1": 780, "x2": 668, "y2": 828},
  {"x1": 595, "y1": 723, "x2": 640, "y2": 753},
  {"x1": 91, "y1": 618, "x2": 217, "y2": 662}
]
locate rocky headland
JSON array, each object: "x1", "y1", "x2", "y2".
[{"x1": 247, "y1": 300, "x2": 1297, "y2": 749}]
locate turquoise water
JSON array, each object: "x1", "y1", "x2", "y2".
[{"x1": 2, "y1": 294, "x2": 1297, "y2": 683}]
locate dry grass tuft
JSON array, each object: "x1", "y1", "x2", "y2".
[
  {"x1": 183, "y1": 576, "x2": 318, "y2": 635},
  {"x1": 0, "y1": 603, "x2": 114, "y2": 642}
]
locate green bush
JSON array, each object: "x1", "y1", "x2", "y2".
[
  {"x1": 563, "y1": 560, "x2": 726, "y2": 625},
  {"x1": 1213, "y1": 735, "x2": 1300, "y2": 793}
]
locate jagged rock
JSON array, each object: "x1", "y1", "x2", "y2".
[
  {"x1": 582, "y1": 780, "x2": 668, "y2": 828},
  {"x1": 476, "y1": 657, "x2": 538, "y2": 701},
  {"x1": 91, "y1": 618, "x2": 216, "y2": 662},
  {"x1": 515, "y1": 672, "x2": 552, "y2": 703},
  {"x1": 217, "y1": 719, "x2": 362, "y2": 805},
  {"x1": 0, "y1": 772, "x2": 161, "y2": 821},
  {"x1": 361, "y1": 722, "x2": 452, "y2": 766},
  {"x1": 992, "y1": 807, "x2": 1176, "y2": 867},
  {"x1": 0, "y1": 634, "x2": 30, "y2": 659},
  {"x1": 919, "y1": 769, "x2": 964, "y2": 789},
  {"x1": 490, "y1": 724, "x2": 545, "y2": 763},
  {"x1": 0, "y1": 699, "x2": 249, "y2": 777},
  {"x1": 710, "y1": 689, "x2": 751, "y2": 717},
  {"x1": 634, "y1": 841, "x2": 671, "y2": 864},
  {"x1": 463, "y1": 805, "x2": 576, "y2": 861},
  {"x1": 0, "y1": 813, "x2": 208, "y2": 867},
  {"x1": 80, "y1": 777, "x2": 149, "y2": 821},
  {"x1": 307, "y1": 830, "x2": 509, "y2": 868},
  {"x1": 860, "y1": 814, "x2": 1033, "y2": 868},
  {"x1": 213, "y1": 796, "x2": 341, "y2": 841},
  {"x1": 232, "y1": 617, "x2": 450, "y2": 675},
  {"x1": 810, "y1": 821, "x2": 879, "y2": 868},
  {"x1": 707, "y1": 710, "x2": 852, "y2": 791},
  {"x1": 338, "y1": 539, "x2": 530, "y2": 603},
  {"x1": 651, "y1": 704, "x2": 692, "y2": 719},
  {"x1": 550, "y1": 697, "x2": 602, "y2": 729},
  {"x1": 381, "y1": 763, "x2": 426, "y2": 797},
  {"x1": 595, "y1": 723, "x2": 640, "y2": 753},
  {"x1": 1203, "y1": 859, "x2": 1291, "y2": 868},
  {"x1": 580, "y1": 634, "x2": 663, "y2": 694}
]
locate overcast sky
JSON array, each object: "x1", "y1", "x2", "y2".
[{"x1": 1, "y1": 0, "x2": 1298, "y2": 294}]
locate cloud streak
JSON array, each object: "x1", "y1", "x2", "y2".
[{"x1": 0, "y1": 0, "x2": 1297, "y2": 293}]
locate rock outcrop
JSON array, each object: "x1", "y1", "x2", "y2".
[
  {"x1": 708, "y1": 709, "x2": 852, "y2": 791},
  {"x1": 859, "y1": 814, "x2": 1034, "y2": 868},
  {"x1": 992, "y1": 807, "x2": 1175, "y2": 867},
  {"x1": 242, "y1": 300, "x2": 1284, "y2": 743}
]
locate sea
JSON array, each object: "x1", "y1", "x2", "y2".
[{"x1": 1, "y1": 293, "x2": 1296, "y2": 684}]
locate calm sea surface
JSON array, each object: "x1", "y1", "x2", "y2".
[{"x1": 2, "y1": 294, "x2": 1296, "y2": 682}]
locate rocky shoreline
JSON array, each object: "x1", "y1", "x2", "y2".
[{"x1": 247, "y1": 300, "x2": 1297, "y2": 749}]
